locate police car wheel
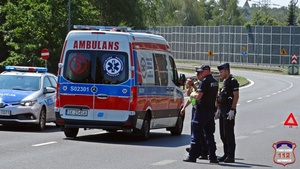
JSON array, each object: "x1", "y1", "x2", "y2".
[
  {"x1": 35, "y1": 107, "x2": 46, "y2": 131},
  {"x1": 64, "y1": 128, "x2": 79, "y2": 138},
  {"x1": 170, "y1": 116, "x2": 183, "y2": 135}
]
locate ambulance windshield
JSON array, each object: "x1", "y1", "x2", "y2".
[{"x1": 63, "y1": 50, "x2": 129, "y2": 84}]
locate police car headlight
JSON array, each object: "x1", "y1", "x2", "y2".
[{"x1": 20, "y1": 100, "x2": 37, "y2": 106}]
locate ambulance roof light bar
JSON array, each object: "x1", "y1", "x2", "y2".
[
  {"x1": 73, "y1": 25, "x2": 156, "y2": 34},
  {"x1": 5, "y1": 66, "x2": 48, "y2": 73},
  {"x1": 73, "y1": 25, "x2": 129, "y2": 31}
]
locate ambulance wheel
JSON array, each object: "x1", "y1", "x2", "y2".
[
  {"x1": 64, "y1": 128, "x2": 79, "y2": 138},
  {"x1": 138, "y1": 115, "x2": 150, "y2": 141},
  {"x1": 170, "y1": 115, "x2": 183, "y2": 135},
  {"x1": 35, "y1": 107, "x2": 46, "y2": 131}
]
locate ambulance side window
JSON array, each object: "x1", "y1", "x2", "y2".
[
  {"x1": 168, "y1": 56, "x2": 178, "y2": 84},
  {"x1": 153, "y1": 54, "x2": 168, "y2": 86}
]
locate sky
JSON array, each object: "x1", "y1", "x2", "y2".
[{"x1": 238, "y1": 0, "x2": 294, "y2": 8}]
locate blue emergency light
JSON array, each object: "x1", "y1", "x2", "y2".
[{"x1": 5, "y1": 66, "x2": 47, "y2": 73}]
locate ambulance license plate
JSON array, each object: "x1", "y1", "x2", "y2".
[
  {"x1": 65, "y1": 109, "x2": 88, "y2": 116},
  {"x1": 0, "y1": 110, "x2": 11, "y2": 116}
]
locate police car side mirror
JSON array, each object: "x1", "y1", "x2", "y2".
[
  {"x1": 44, "y1": 87, "x2": 56, "y2": 94},
  {"x1": 179, "y1": 73, "x2": 186, "y2": 89}
]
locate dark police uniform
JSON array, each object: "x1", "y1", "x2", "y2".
[
  {"x1": 217, "y1": 63, "x2": 239, "y2": 161},
  {"x1": 187, "y1": 65, "x2": 218, "y2": 163},
  {"x1": 188, "y1": 80, "x2": 208, "y2": 158}
]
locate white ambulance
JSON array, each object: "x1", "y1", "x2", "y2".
[{"x1": 55, "y1": 25, "x2": 186, "y2": 140}]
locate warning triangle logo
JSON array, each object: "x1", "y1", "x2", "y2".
[{"x1": 284, "y1": 113, "x2": 298, "y2": 127}]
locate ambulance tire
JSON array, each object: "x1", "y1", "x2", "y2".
[
  {"x1": 35, "y1": 107, "x2": 46, "y2": 131},
  {"x1": 170, "y1": 115, "x2": 184, "y2": 135},
  {"x1": 137, "y1": 115, "x2": 150, "y2": 141},
  {"x1": 64, "y1": 128, "x2": 79, "y2": 138}
]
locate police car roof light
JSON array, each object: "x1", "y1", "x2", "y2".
[{"x1": 5, "y1": 66, "x2": 48, "y2": 73}]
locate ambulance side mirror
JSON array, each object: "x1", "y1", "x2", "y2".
[{"x1": 179, "y1": 73, "x2": 186, "y2": 89}]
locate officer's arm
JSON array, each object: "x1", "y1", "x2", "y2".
[
  {"x1": 231, "y1": 91, "x2": 239, "y2": 109},
  {"x1": 215, "y1": 93, "x2": 219, "y2": 110},
  {"x1": 190, "y1": 91, "x2": 203, "y2": 100}
]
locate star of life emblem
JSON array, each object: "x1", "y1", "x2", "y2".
[{"x1": 272, "y1": 140, "x2": 297, "y2": 166}]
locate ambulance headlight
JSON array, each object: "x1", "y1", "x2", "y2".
[{"x1": 20, "y1": 100, "x2": 37, "y2": 106}]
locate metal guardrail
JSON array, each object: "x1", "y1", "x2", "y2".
[{"x1": 176, "y1": 59, "x2": 287, "y2": 74}]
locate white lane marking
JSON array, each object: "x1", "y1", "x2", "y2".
[
  {"x1": 32, "y1": 141, "x2": 57, "y2": 147},
  {"x1": 277, "y1": 91, "x2": 282, "y2": 93},
  {"x1": 257, "y1": 97, "x2": 263, "y2": 99},
  {"x1": 272, "y1": 93, "x2": 277, "y2": 95},
  {"x1": 251, "y1": 130, "x2": 264, "y2": 134},
  {"x1": 267, "y1": 125, "x2": 277, "y2": 129},
  {"x1": 236, "y1": 136, "x2": 249, "y2": 140},
  {"x1": 247, "y1": 100, "x2": 253, "y2": 103},
  {"x1": 151, "y1": 160, "x2": 176, "y2": 166},
  {"x1": 265, "y1": 95, "x2": 270, "y2": 97},
  {"x1": 240, "y1": 79, "x2": 254, "y2": 89}
]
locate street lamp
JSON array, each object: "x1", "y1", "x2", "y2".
[
  {"x1": 219, "y1": 8, "x2": 224, "y2": 63},
  {"x1": 68, "y1": 0, "x2": 71, "y2": 32},
  {"x1": 292, "y1": 0, "x2": 298, "y2": 58},
  {"x1": 174, "y1": 10, "x2": 187, "y2": 60}
]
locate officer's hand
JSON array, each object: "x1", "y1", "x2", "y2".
[
  {"x1": 214, "y1": 109, "x2": 220, "y2": 120},
  {"x1": 180, "y1": 108, "x2": 185, "y2": 116},
  {"x1": 227, "y1": 110, "x2": 235, "y2": 120}
]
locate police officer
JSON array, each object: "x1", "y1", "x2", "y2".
[
  {"x1": 181, "y1": 78, "x2": 208, "y2": 160},
  {"x1": 216, "y1": 63, "x2": 239, "y2": 163},
  {"x1": 183, "y1": 65, "x2": 218, "y2": 163}
]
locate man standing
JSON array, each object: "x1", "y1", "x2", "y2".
[
  {"x1": 216, "y1": 63, "x2": 239, "y2": 163},
  {"x1": 183, "y1": 65, "x2": 219, "y2": 163},
  {"x1": 181, "y1": 78, "x2": 208, "y2": 159}
]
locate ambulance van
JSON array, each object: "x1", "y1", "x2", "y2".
[{"x1": 55, "y1": 25, "x2": 186, "y2": 140}]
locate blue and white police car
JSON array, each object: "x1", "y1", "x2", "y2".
[{"x1": 0, "y1": 66, "x2": 57, "y2": 130}]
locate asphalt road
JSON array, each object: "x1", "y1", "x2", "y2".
[{"x1": 0, "y1": 70, "x2": 299, "y2": 169}]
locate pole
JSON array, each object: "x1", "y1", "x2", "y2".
[
  {"x1": 292, "y1": 0, "x2": 298, "y2": 56},
  {"x1": 219, "y1": 9, "x2": 224, "y2": 63},
  {"x1": 68, "y1": 0, "x2": 71, "y2": 32}
]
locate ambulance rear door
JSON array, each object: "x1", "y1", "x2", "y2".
[{"x1": 59, "y1": 32, "x2": 131, "y2": 123}]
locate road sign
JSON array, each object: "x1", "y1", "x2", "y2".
[
  {"x1": 41, "y1": 48, "x2": 50, "y2": 60},
  {"x1": 280, "y1": 48, "x2": 287, "y2": 55},
  {"x1": 292, "y1": 54, "x2": 297, "y2": 64},
  {"x1": 288, "y1": 65, "x2": 299, "y2": 75},
  {"x1": 242, "y1": 51, "x2": 247, "y2": 56},
  {"x1": 242, "y1": 46, "x2": 247, "y2": 51},
  {"x1": 284, "y1": 113, "x2": 298, "y2": 127},
  {"x1": 208, "y1": 50, "x2": 214, "y2": 57}
]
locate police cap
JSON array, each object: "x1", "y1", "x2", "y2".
[
  {"x1": 195, "y1": 64, "x2": 210, "y2": 74},
  {"x1": 217, "y1": 63, "x2": 230, "y2": 71}
]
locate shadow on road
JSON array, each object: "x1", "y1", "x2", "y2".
[
  {"x1": 196, "y1": 158, "x2": 272, "y2": 168},
  {"x1": 0, "y1": 123, "x2": 61, "y2": 133},
  {"x1": 64, "y1": 131, "x2": 191, "y2": 147}
]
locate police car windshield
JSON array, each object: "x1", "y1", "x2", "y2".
[
  {"x1": 0, "y1": 75, "x2": 40, "y2": 91},
  {"x1": 63, "y1": 50, "x2": 129, "y2": 84}
]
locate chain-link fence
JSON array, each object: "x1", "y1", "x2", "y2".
[{"x1": 156, "y1": 26, "x2": 300, "y2": 66}]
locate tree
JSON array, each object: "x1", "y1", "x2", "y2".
[
  {"x1": 286, "y1": 0, "x2": 297, "y2": 26},
  {"x1": 0, "y1": 0, "x2": 99, "y2": 73}
]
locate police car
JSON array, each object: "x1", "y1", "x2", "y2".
[{"x1": 0, "y1": 66, "x2": 57, "y2": 130}]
